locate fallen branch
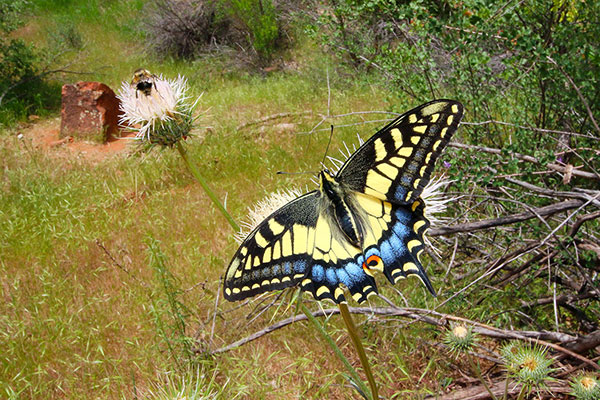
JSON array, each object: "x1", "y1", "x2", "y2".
[
  {"x1": 427, "y1": 378, "x2": 570, "y2": 400},
  {"x1": 449, "y1": 142, "x2": 600, "y2": 180},
  {"x1": 520, "y1": 291, "x2": 600, "y2": 309},
  {"x1": 95, "y1": 239, "x2": 150, "y2": 289},
  {"x1": 236, "y1": 111, "x2": 313, "y2": 130},
  {"x1": 209, "y1": 305, "x2": 599, "y2": 370},
  {"x1": 565, "y1": 330, "x2": 600, "y2": 354},
  {"x1": 503, "y1": 177, "x2": 600, "y2": 208},
  {"x1": 429, "y1": 199, "x2": 584, "y2": 236},
  {"x1": 462, "y1": 120, "x2": 598, "y2": 140}
]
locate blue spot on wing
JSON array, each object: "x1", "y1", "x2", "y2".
[
  {"x1": 294, "y1": 260, "x2": 307, "y2": 273},
  {"x1": 395, "y1": 208, "x2": 412, "y2": 224},
  {"x1": 345, "y1": 262, "x2": 363, "y2": 282},
  {"x1": 378, "y1": 226, "x2": 410, "y2": 269},
  {"x1": 336, "y1": 268, "x2": 352, "y2": 287},
  {"x1": 394, "y1": 186, "x2": 407, "y2": 201},
  {"x1": 379, "y1": 240, "x2": 396, "y2": 266},
  {"x1": 326, "y1": 268, "x2": 337, "y2": 286},
  {"x1": 393, "y1": 221, "x2": 410, "y2": 239},
  {"x1": 401, "y1": 176, "x2": 412, "y2": 185},
  {"x1": 312, "y1": 264, "x2": 324, "y2": 281},
  {"x1": 283, "y1": 262, "x2": 291, "y2": 275}
]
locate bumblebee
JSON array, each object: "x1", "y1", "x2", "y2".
[{"x1": 130, "y1": 68, "x2": 157, "y2": 97}]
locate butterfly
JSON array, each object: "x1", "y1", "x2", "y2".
[{"x1": 224, "y1": 100, "x2": 463, "y2": 304}]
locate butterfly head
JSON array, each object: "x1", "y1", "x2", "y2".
[{"x1": 319, "y1": 169, "x2": 338, "y2": 196}]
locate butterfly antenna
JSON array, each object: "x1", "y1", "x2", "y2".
[{"x1": 320, "y1": 125, "x2": 335, "y2": 169}]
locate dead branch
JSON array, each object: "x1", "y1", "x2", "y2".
[
  {"x1": 428, "y1": 379, "x2": 570, "y2": 400},
  {"x1": 494, "y1": 248, "x2": 557, "y2": 287},
  {"x1": 429, "y1": 199, "x2": 584, "y2": 236},
  {"x1": 236, "y1": 111, "x2": 313, "y2": 130},
  {"x1": 503, "y1": 177, "x2": 600, "y2": 208},
  {"x1": 209, "y1": 305, "x2": 599, "y2": 369},
  {"x1": 564, "y1": 330, "x2": 600, "y2": 354},
  {"x1": 462, "y1": 120, "x2": 598, "y2": 140},
  {"x1": 299, "y1": 110, "x2": 402, "y2": 135},
  {"x1": 95, "y1": 239, "x2": 150, "y2": 289},
  {"x1": 520, "y1": 291, "x2": 600, "y2": 309},
  {"x1": 209, "y1": 311, "x2": 311, "y2": 354}
]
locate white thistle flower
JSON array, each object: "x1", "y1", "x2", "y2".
[
  {"x1": 421, "y1": 175, "x2": 454, "y2": 228},
  {"x1": 117, "y1": 73, "x2": 199, "y2": 146}
]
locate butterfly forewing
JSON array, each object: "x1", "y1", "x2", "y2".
[
  {"x1": 337, "y1": 100, "x2": 463, "y2": 205},
  {"x1": 224, "y1": 192, "x2": 320, "y2": 301}
]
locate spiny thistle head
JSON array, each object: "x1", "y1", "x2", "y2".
[
  {"x1": 570, "y1": 374, "x2": 600, "y2": 400},
  {"x1": 421, "y1": 176, "x2": 453, "y2": 227},
  {"x1": 118, "y1": 70, "x2": 200, "y2": 148},
  {"x1": 501, "y1": 342, "x2": 555, "y2": 388},
  {"x1": 443, "y1": 323, "x2": 477, "y2": 355}
]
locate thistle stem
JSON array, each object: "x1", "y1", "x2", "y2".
[
  {"x1": 339, "y1": 303, "x2": 379, "y2": 400},
  {"x1": 467, "y1": 353, "x2": 497, "y2": 400},
  {"x1": 299, "y1": 302, "x2": 371, "y2": 399},
  {"x1": 175, "y1": 141, "x2": 240, "y2": 232}
]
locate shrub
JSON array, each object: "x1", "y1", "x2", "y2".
[
  {"x1": 143, "y1": 0, "x2": 282, "y2": 64},
  {"x1": 143, "y1": 0, "x2": 235, "y2": 59},
  {"x1": 0, "y1": 0, "x2": 68, "y2": 126},
  {"x1": 226, "y1": 0, "x2": 280, "y2": 62}
]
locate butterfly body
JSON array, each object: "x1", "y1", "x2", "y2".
[
  {"x1": 320, "y1": 170, "x2": 365, "y2": 248},
  {"x1": 224, "y1": 100, "x2": 463, "y2": 304}
]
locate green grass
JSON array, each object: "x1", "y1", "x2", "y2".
[{"x1": 1, "y1": 11, "x2": 410, "y2": 394}]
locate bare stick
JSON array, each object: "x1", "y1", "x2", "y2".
[
  {"x1": 429, "y1": 199, "x2": 584, "y2": 236},
  {"x1": 449, "y1": 142, "x2": 600, "y2": 180},
  {"x1": 236, "y1": 111, "x2": 313, "y2": 130},
  {"x1": 429, "y1": 379, "x2": 569, "y2": 400},
  {"x1": 210, "y1": 305, "x2": 599, "y2": 370},
  {"x1": 462, "y1": 120, "x2": 598, "y2": 140},
  {"x1": 95, "y1": 239, "x2": 150, "y2": 289}
]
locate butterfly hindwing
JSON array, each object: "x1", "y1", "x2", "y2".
[
  {"x1": 350, "y1": 192, "x2": 434, "y2": 294},
  {"x1": 337, "y1": 100, "x2": 463, "y2": 205},
  {"x1": 299, "y1": 212, "x2": 377, "y2": 303}
]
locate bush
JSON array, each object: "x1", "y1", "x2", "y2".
[
  {"x1": 226, "y1": 0, "x2": 280, "y2": 62},
  {"x1": 143, "y1": 0, "x2": 282, "y2": 64},
  {"x1": 143, "y1": 0, "x2": 235, "y2": 59},
  {"x1": 0, "y1": 0, "x2": 66, "y2": 126}
]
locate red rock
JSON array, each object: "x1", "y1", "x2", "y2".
[{"x1": 60, "y1": 82, "x2": 122, "y2": 142}]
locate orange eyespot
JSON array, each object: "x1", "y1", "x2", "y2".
[{"x1": 362, "y1": 255, "x2": 383, "y2": 273}]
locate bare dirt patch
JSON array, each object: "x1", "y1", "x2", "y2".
[{"x1": 19, "y1": 117, "x2": 137, "y2": 163}]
